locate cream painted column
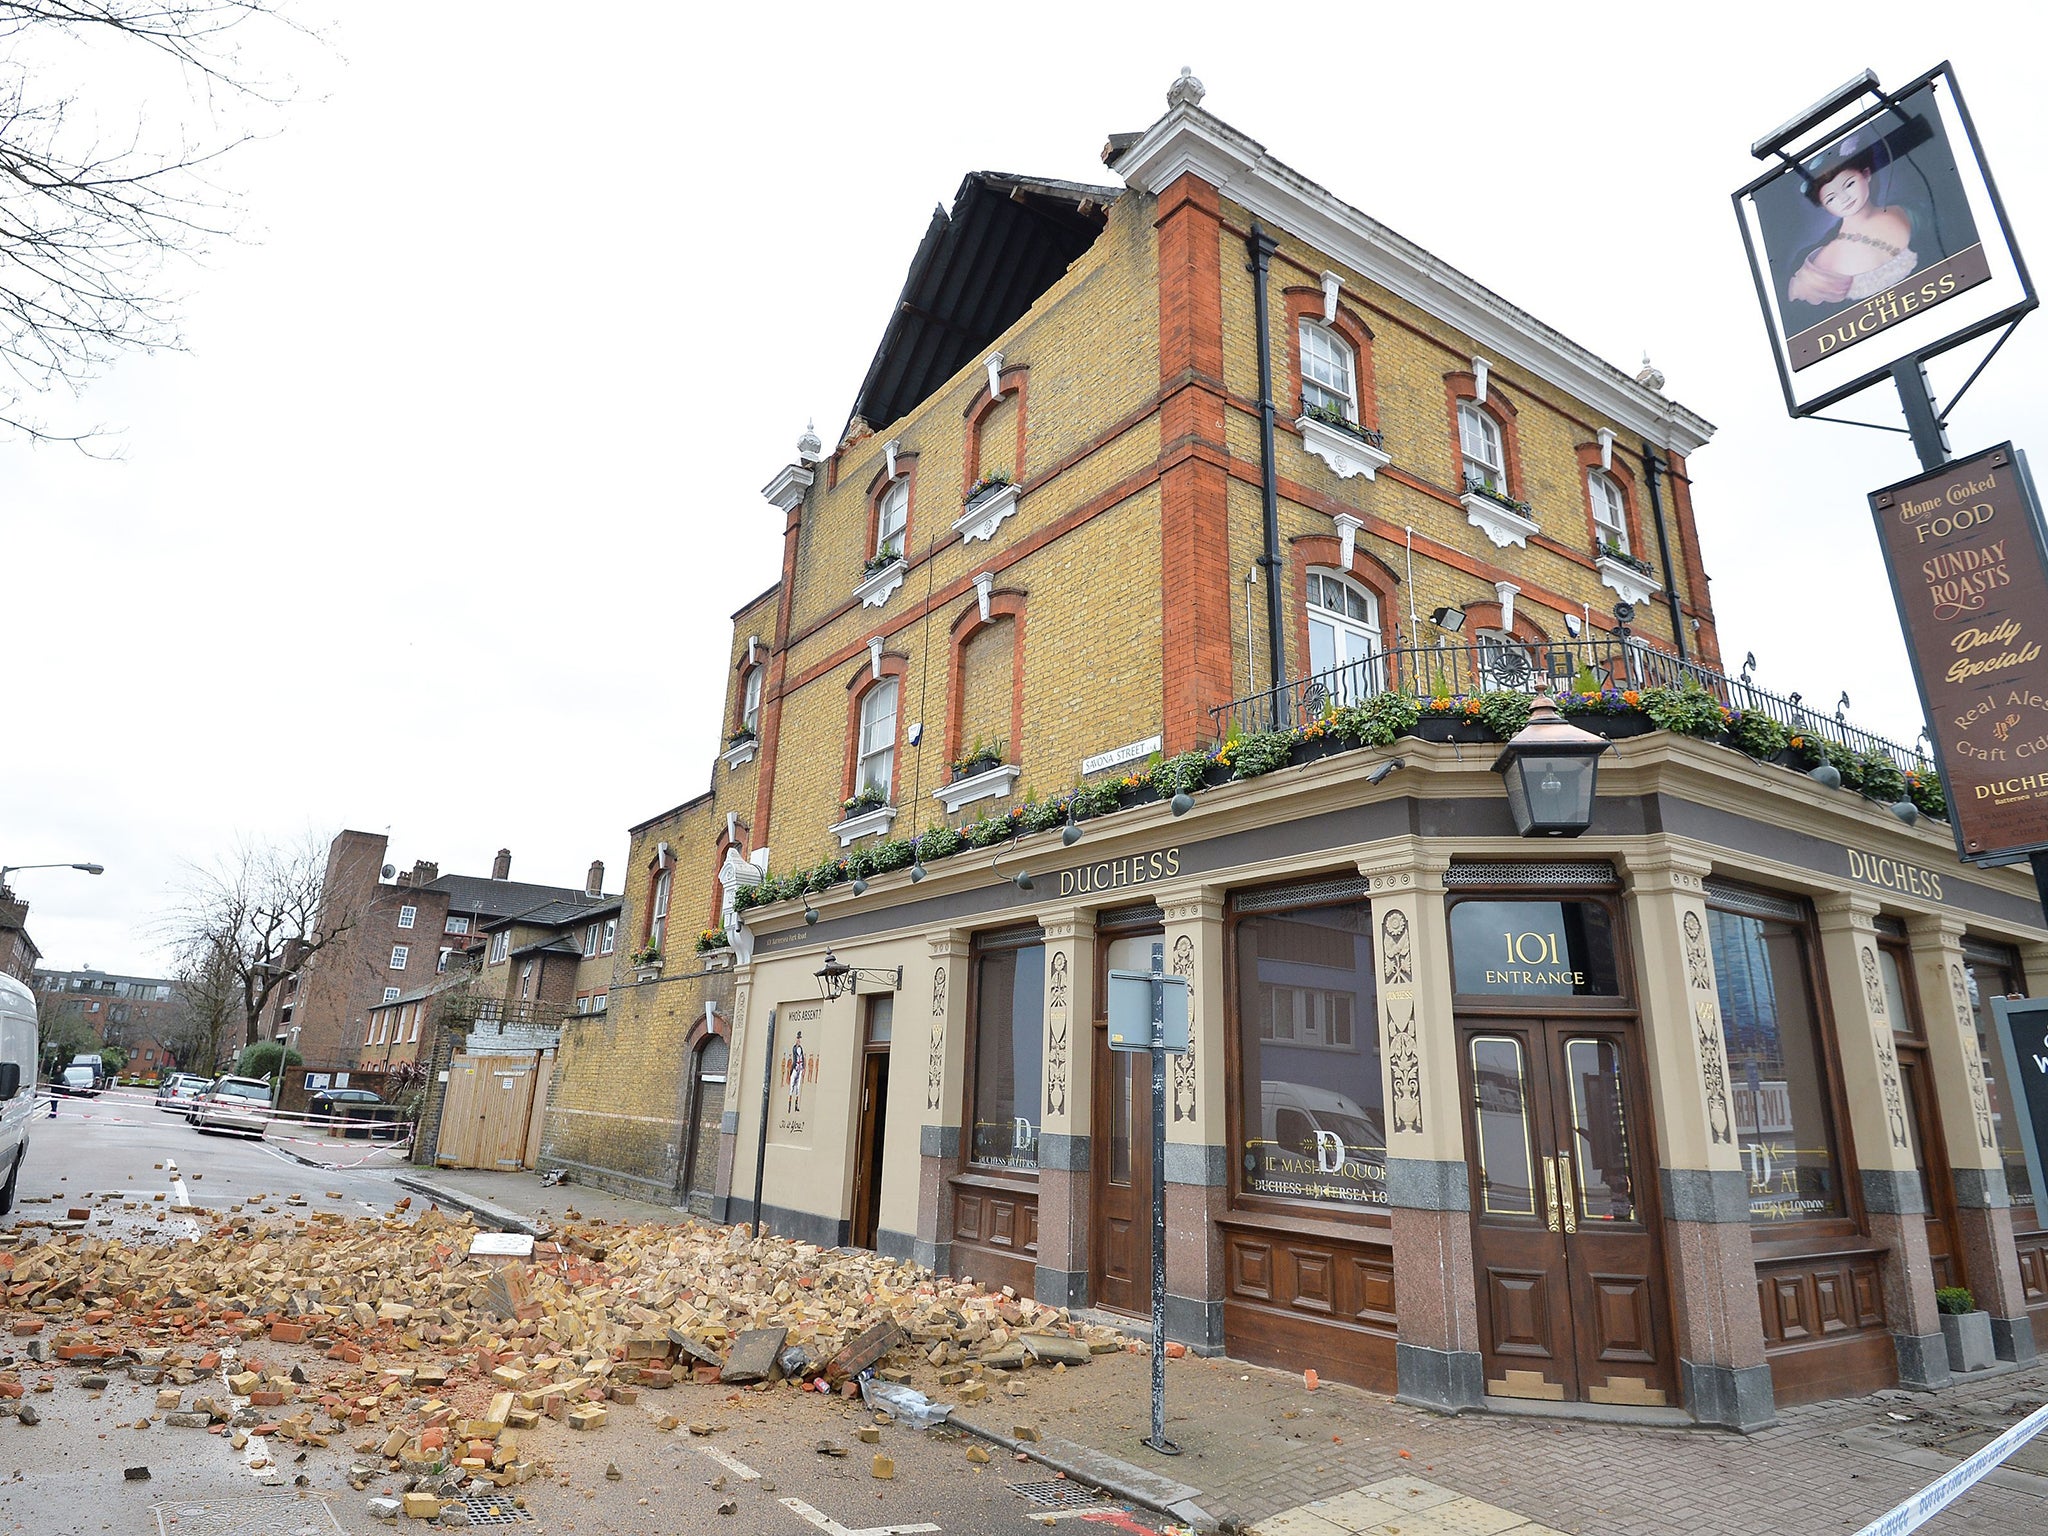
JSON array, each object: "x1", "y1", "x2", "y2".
[
  {"x1": 1815, "y1": 894, "x2": 1950, "y2": 1389},
  {"x1": 1359, "y1": 844, "x2": 1481, "y2": 1410},
  {"x1": 1907, "y1": 914, "x2": 2036, "y2": 1362},
  {"x1": 914, "y1": 930, "x2": 972, "y2": 1276},
  {"x1": 1158, "y1": 887, "x2": 1228, "y2": 1351},
  {"x1": 1621, "y1": 848, "x2": 1772, "y2": 1429},
  {"x1": 711, "y1": 977, "x2": 750, "y2": 1222},
  {"x1": 1035, "y1": 909, "x2": 1097, "y2": 1309}
]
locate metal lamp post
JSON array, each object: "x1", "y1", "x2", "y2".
[
  {"x1": 0, "y1": 861, "x2": 104, "y2": 884},
  {"x1": 1493, "y1": 687, "x2": 1612, "y2": 837}
]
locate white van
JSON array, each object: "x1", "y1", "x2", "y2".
[{"x1": 0, "y1": 975, "x2": 36, "y2": 1213}]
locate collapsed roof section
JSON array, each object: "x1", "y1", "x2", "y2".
[{"x1": 846, "y1": 172, "x2": 1119, "y2": 437}]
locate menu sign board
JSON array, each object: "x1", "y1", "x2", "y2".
[
  {"x1": 1869, "y1": 443, "x2": 2048, "y2": 862},
  {"x1": 1987, "y1": 997, "x2": 2048, "y2": 1223}
]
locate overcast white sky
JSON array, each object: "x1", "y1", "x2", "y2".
[{"x1": 7, "y1": 3, "x2": 2046, "y2": 975}]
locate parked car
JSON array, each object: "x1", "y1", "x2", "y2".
[
  {"x1": 306, "y1": 1086, "x2": 383, "y2": 1120},
  {"x1": 0, "y1": 976, "x2": 37, "y2": 1214},
  {"x1": 189, "y1": 1075, "x2": 274, "y2": 1137},
  {"x1": 156, "y1": 1074, "x2": 210, "y2": 1112}
]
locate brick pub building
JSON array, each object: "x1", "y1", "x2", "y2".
[{"x1": 540, "y1": 76, "x2": 2048, "y2": 1428}]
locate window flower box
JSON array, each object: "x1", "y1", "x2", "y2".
[
  {"x1": 720, "y1": 731, "x2": 758, "y2": 771},
  {"x1": 1295, "y1": 408, "x2": 1391, "y2": 481},
  {"x1": 953, "y1": 478, "x2": 1020, "y2": 544},
  {"x1": 1460, "y1": 477, "x2": 1538, "y2": 549},
  {"x1": 855, "y1": 551, "x2": 907, "y2": 608},
  {"x1": 830, "y1": 802, "x2": 899, "y2": 846},
  {"x1": 1596, "y1": 550, "x2": 1662, "y2": 609},
  {"x1": 934, "y1": 761, "x2": 1023, "y2": 815}
]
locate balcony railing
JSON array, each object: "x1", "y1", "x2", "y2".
[{"x1": 1209, "y1": 637, "x2": 1934, "y2": 775}]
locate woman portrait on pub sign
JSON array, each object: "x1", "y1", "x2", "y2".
[{"x1": 1754, "y1": 83, "x2": 1989, "y2": 370}]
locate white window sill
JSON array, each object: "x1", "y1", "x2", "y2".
[
  {"x1": 1295, "y1": 413, "x2": 1391, "y2": 481},
  {"x1": 854, "y1": 558, "x2": 907, "y2": 609},
  {"x1": 1595, "y1": 553, "x2": 1662, "y2": 609},
  {"x1": 933, "y1": 762, "x2": 1023, "y2": 814},
  {"x1": 1460, "y1": 489, "x2": 1539, "y2": 550},
  {"x1": 830, "y1": 803, "x2": 899, "y2": 846},
  {"x1": 720, "y1": 738, "x2": 758, "y2": 770},
  {"x1": 953, "y1": 482, "x2": 1021, "y2": 544}
]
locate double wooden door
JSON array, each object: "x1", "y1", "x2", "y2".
[
  {"x1": 1090, "y1": 1021, "x2": 1155, "y2": 1315},
  {"x1": 1459, "y1": 1017, "x2": 1676, "y2": 1406}
]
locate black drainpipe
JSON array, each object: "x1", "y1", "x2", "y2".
[
  {"x1": 1640, "y1": 442, "x2": 1688, "y2": 661},
  {"x1": 1247, "y1": 221, "x2": 1286, "y2": 721}
]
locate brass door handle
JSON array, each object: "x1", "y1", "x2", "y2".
[
  {"x1": 1542, "y1": 1155, "x2": 1561, "y2": 1232},
  {"x1": 1557, "y1": 1152, "x2": 1578, "y2": 1234}
]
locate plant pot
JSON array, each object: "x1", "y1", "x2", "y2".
[
  {"x1": 1289, "y1": 736, "x2": 1346, "y2": 766},
  {"x1": 1411, "y1": 717, "x2": 1493, "y2": 744},
  {"x1": 1577, "y1": 714, "x2": 1653, "y2": 740},
  {"x1": 1119, "y1": 782, "x2": 1161, "y2": 808},
  {"x1": 1940, "y1": 1309, "x2": 1996, "y2": 1373}
]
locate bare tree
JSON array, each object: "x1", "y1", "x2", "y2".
[
  {"x1": 33, "y1": 983, "x2": 97, "y2": 1076},
  {"x1": 162, "y1": 833, "x2": 359, "y2": 1053},
  {"x1": 161, "y1": 930, "x2": 238, "y2": 1075},
  {"x1": 0, "y1": 2, "x2": 312, "y2": 445}
]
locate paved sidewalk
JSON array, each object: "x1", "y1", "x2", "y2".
[
  {"x1": 393, "y1": 1164, "x2": 693, "y2": 1232},
  {"x1": 955, "y1": 1346, "x2": 2048, "y2": 1536}
]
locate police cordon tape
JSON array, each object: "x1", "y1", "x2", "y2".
[
  {"x1": 37, "y1": 1084, "x2": 414, "y2": 1149},
  {"x1": 1849, "y1": 1398, "x2": 2048, "y2": 1536}
]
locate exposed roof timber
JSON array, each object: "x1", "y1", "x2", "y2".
[
  {"x1": 847, "y1": 172, "x2": 1117, "y2": 437},
  {"x1": 1110, "y1": 106, "x2": 1715, "y2": 453}
]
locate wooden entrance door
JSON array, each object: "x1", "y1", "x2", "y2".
[
  {"x1": 1091, "y1": 1022, "x2": 1155, "y2": 1315},
  {"x1": 680, "y1": 1036, "x2": 728, "y2": 1218},
  {"x1": 1460, "y1": 1018, "x2": 1675, "y2": 1406},
  {"x1": 850, "y1": 1050, "x2": 890, "y2": 1250},
  {"x1": 1898, "y1": 1049, "x2": 1964, "y2": 1291}
]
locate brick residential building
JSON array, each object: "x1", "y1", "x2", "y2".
[
  {"x1": 0, "y1": 887, "x2": 40, "y2": 987},
  {"x1": 32, "y1": 966, "x2": 192, "y2": 1075},
  {"x1": 538, "y1": 76, "x2": 2048, "y2": 1429}
]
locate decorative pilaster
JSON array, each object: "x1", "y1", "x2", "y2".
[
  {"x1": 1035, "y1": 911, "x2": 1096, "y2": 1309},
  {"x1": 1907, "y1": 914, "x2": 2036, "y2": 1362},
  {"x1": 1621, "y1": 847, "x2": 1772, "y2": 1428},
  {"x1": 1815, "y1": 894, "x2": 1950, "y2": 1389},
  {"x1": 915, "y1": 930, "x2": 972, "y2": 1276},
  {"x1": 1157, "y1": 888, "x2": 1228, "y2": 1350},
  {"x1": 1359, "y1": 845, "x2": 1482, "y2": 1410}
]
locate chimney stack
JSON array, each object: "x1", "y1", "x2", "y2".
[
  {"x1": 412, "y1": 860, "x2": 439, "y2": 885},
  {"x1": 395, "y1": 871, "x2": 412, "y2": 888},
  {"x1": 586, "y1": 860, "x2": 605, "y2": 897},
  {"x1": 492, "y1": 849, "x2": 511, "y2": 881}
]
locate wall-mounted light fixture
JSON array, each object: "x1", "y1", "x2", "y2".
[
  {"x1": 814, "y1": 949, "x2": 903, "y2": 1002},
  {"x1": 1431, "y1": 605, "x2": 1467, "y2": 633}
]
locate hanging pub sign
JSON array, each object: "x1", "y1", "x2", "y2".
[
  {"x1": 1733, "y1": 62, "x2": 2035, "y2": 418},
  {"x1": 1868, "y1": 443, "x2": 2048, "y2": 863}
]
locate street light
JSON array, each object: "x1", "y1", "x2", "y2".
[
  {"x1": 0, "y1": 861, "x2": 104, "y2": 884},
  {"x1": 1493, "y1": 687, "x2": 1612, "y2": 838},
  {"x1": 812, "y1": 950, "x2": 902, "y2": 1003}
]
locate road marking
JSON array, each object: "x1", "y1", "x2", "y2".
[
  {"x1": 778, "y1": 1496, "x2": 939, "y2": 1536},
  {"x1": 694, "y1": 1443, "x2": 762, "y2": 1482}
]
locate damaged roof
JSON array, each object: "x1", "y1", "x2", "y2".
[{"x1": 847, "y1": 171, "x2": 1119, "y2": 436}]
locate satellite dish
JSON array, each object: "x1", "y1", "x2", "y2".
[{"x1": 381, "y1": 865, "x2": 397, "y2": 879}]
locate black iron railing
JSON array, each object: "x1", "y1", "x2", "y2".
[{"x1": 1209, "y1": 638, "x2": 1934, "y2": 775}]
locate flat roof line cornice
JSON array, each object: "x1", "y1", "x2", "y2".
[{"x1": 1113, "y1": 107, "x2": 1716, "y2": 455}]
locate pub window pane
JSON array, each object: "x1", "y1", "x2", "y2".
[
  {"x1": 1879, "y1": 948, "x2": 1915, "y2": 1035},
  {"x1": 1235, "y1": 901, "x2": 1384, "y2": 1208},
  {"x1": 971, "y1": 943, "x2": 1044, "y2": 1169},
  {"x1": 1563, "y1": 1036, "x2": 1637, "y2": 1223},
  {"x1": 1449, "y1": 899, "x2": 1622, "y2": 997},
  {"x1": 1709, "y1": 906, "x2": 1845, "y2": 1223},
  {"x1": 1470, "y1": 1036, "x2": 1536, "y2": 1217},
  {"x1": 1965, "y1": 956, "x2": 2033, "y2": 1208}
]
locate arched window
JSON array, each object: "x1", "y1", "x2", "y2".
[
  {"x1": 1458, "y1": 401, "x2": 1506, "y2": 495},
  {"x1": 739, "y1": 666, "x2": 762, "y2": 735},
  {"x1": 1299, "y1": 322, "x2": 1357, "y2": 422},
  {"x1": 1305, "y1": 568, "x2": 1383, "y2": 700},
  {"x1": 1588, "y1": 470, "x2": 1629, "y2": 554},
  {"x1": 857, "y1": 678, "x2": 899, "y2": 801},
  {"x1": 875, "y1": 479, "x2": 908, "y2": 561}
]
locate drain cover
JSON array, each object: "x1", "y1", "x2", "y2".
[
  {"x1": 1008, "y1": 1478, "x2": 1101, "y2": 1509},
  {"x1": 151, "y1": 1498, "x2": 346, "y2": 1536},
  {"x1": 463, "y1": 1492, "x2": 536, "y2": 1525}
]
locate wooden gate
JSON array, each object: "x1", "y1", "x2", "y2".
[{"x1": 436, "y1": 1053, "x2": 548, "y2": 1170}]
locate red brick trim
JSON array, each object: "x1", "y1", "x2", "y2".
[
  {"x1": 961, "y1": 367, "x2": 1030, "y2": 493},
  {"x1": 1459, "y1": 600, "x2": 1549, "y2": 646},
  {"x1": 684, "y1": 1011, "x2": 722, "y2": 1055},
  {"x1": 842, "y1": 651, "x2": 911, "y2": 805},
  {"x1": 1282, "y1": 288, "x2": 1379, "y2": 431},
  {"x1": 753, "y1": 503, "x2": 803, "y2": 848},
  {"x1": 1664, "y1": 450, "x2": 1721, "y2": 668},
  {"x1": 1573, "y1": 445, "x2": 1642, "y2": 561},
  {"x1": 1287, "y1": 535, "x2": 1400, "y2": 680},
  {"x1": 1444, "y1": 372, "x2": 1524, "y2": 503},
  {"x1": 943, "y1": 590, "x2": 1028, "y2": 770},
  {"x1": 864, "y1": 453, "x2": 920, "y2": 560}
]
